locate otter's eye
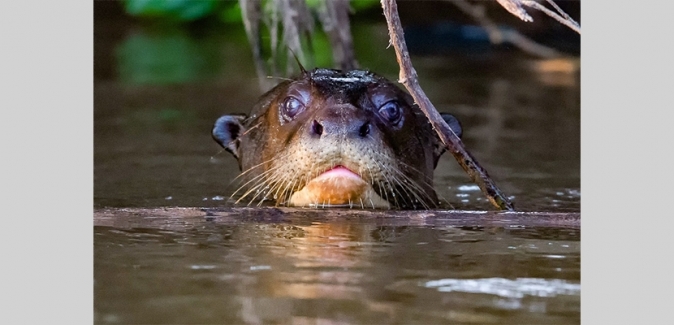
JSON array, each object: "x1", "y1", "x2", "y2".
[
  {"x1": 378, "y1": 100, "x2": 402, "y2": 124},
  {"x1": 281, "y1": 96, "x2": 305, "y2": 121}
]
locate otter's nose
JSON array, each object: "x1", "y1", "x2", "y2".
[
  {"x1": 310, "y1": 104, "x2": 371, "y2": 139},
  {"x1": 309, "y1": 104, "x2": 372, "y2": 138},
  {"x1": 310, "y1": 119, "x2": 370, "y2": 138}
]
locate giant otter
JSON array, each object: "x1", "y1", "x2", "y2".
[{"x1": 212, "y1": 68, "x2": 462, "y2": 209}]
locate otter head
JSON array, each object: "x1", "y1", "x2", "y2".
[{"x1": 213, "y1": 68, "x2": 462, "y2": 209}]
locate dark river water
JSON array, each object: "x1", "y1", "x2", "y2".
[{"x1": 94, "y1": 9, "x2": 580, "y2": 324}]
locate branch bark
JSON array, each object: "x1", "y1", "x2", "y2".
[
  {"x1": 495, "y1": 0, "x2": 533, "y2": 22},
  {"x1": 316, "y1": 0, "x2": 358, "y2": 70},
  {"x1": 380, "y1": 0, "x2": 515, "y2": 211},
  {"x1": 239, "y1": 0, "x2": 272, "y2": 91},
  {"x1": 496, "y1": 0, "x2": 581, "y2": 34},
  {"x1": 521, "y1": 0, "x2": 580, "y2": 34}
]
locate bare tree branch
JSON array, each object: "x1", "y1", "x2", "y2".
[
  {"x1": 495, "y1": 0, "x2": 533, "y2": 22},
  {"x1": 276, "y1": 0, "x2": 314, "y2": 75},
  {"x1": 316, "y1": 0, "x2": 359, "y2": 70},
  {"x1": 380, "y1": 0, "x2": 515, "y2": 211},
  {"x1": 497, "y1": 0, "x2": 581, "y2": 34},
  {"x1": 239, "y1": 0, "x2": 274, "y2": 91},
  {"x1": 243, "y1": 0, "x2": 359, "y2": 90},
  {"x1": 448, "y1": 0, "x2": 561, "y2": 58},
  {"x1": 521, "y1": 0, "x2": 580, "y2": 34},
  {"x1": 544, "y1": 0, "x2": 579, "y2": 27}
]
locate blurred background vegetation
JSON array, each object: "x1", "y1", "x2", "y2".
[
  {"x1": 97, "y1": 0, "x2": 579, "y2": 86},
  {"x1": 122, "y1": 0, "x2": 380, "y2": 23}
]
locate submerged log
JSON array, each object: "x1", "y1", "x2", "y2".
[{"x1": 94, "y1": 207, "x2": 580, "y2": 229}]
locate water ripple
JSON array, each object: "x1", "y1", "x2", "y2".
[{"x1": 423, "y1": 277, "x2": 580, "y2": 299}]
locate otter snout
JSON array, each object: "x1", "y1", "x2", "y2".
[{"x1": 308, "y1": 105, "x2": 372, "y2": 140}]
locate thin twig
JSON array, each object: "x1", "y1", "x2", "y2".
[
  {"x1": 448, "y1": 0, "x2": 561, "y2": 58},
  {"x1": 380, "y1": 0, "x2": 514, "y2": 211},
  {"x1": 520, "y1": 0, "x2": 580, "y2": 34},
  {"x1": 544, "y1": 0, "x2": 579, "y2": 28},
  {"x1": 495, "y1": 0, "x2": 580, "y2": 34},
  {"x1": 495, "y1": 0, "x2": 532, "y2": 22}
]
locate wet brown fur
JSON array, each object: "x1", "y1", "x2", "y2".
[{"x1": 226, "y1": 69, "x2": 449, "y2": 209}]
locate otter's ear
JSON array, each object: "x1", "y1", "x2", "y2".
[
  {"x1": 433, "y1": 113, "x2": 463, "y2": 167},
  {"x1": 212, "y1": 114, "x2": 247, "y2": 160},
  {"x1": 442, "y1": 113, "x2": 462, "y2": 138}
]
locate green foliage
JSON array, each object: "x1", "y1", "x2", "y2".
[
  {"x1": 123, "y1": 0, "x2": 380, "y2": 23},
  {"x1": 349, "y1": 0, "x2": 380, "y2": 11},
  {"x1": 304, "y1": 0, "x2": 379, "y2": 11},
  {"x1": 218, "y1": 2, "x2": 243, "y2": 23},
  {"x1": 123, "y1": 0, "x2": 224, "y2": 22},
  {"x1": 308, "y1": 30, "x2": 333, "y2": 69}
]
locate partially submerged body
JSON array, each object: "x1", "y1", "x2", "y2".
[{"x1": 213, "y1": 68, "x2": 462, "y2": 209}]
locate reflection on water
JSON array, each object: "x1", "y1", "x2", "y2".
[
  {"x1": 116, "y1": 29, "x2": 222, "y2": 84},
  {"x1": 94, "y1": 6, "x2": 579, "y2": 324},
  {"x1": 94, "y1": 208, "x2": 579, "y2": 324}
]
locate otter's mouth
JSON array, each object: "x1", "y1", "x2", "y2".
[
  {"x1": 314, "y1": 165, "x2": 361, "y2": 181},
  {"x1": 288, "y1": 165, "x2": 389, "y2": 208}
]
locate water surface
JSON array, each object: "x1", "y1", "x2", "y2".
[
  {"x1": 94, "y1": 10, "x2": 580, "y2": 324},
  {"x1": 95, "y1": 208, "x2": 579, "y2": 324}
]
